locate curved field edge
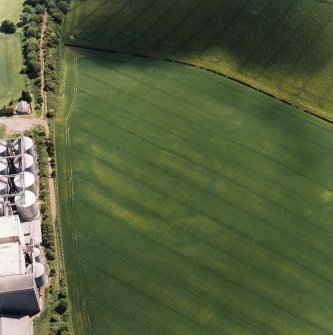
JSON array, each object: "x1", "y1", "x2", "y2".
[
  {"x1": 63, "y1": 0, "x2": 333, "y2": 122},
  {"x1": 56, "y1": 47, "x2": 333, "y2": 335}
]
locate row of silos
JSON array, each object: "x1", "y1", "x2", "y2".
[
  {"x1": 26, "y1": 246, "x2": 47, "y2": 289},
  {"x1": 0, "y1": 155, "x2": 35, "y2": 175},
  {"x1": 0, "y1": 137, "x2": 36, "y2": 158},
  {"x1": 0, "y1": 137, "x2": 39, "y2": 222},
  {"x1": 1, "y1": 137, "x2": 48, "y2": 289}
]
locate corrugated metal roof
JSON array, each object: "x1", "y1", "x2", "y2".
[
  {"x1": 0, "y1": 315, "x2": 32, "y2": 335},
  {"x1": 0, "y1": 274, "x2": 40, "y2": 316},
  {"x1": 0, "y1": 243, "x2": 25, "y2": 276},
  {"x1": 0, "y1": 274, "x2": 34, "y2": 293},
  {"x1": 0, "y1": 216, "x2": 22, "y2": 241},
  {"x1": 15, "y1": 101, "x2": 30, "y2": 113}
]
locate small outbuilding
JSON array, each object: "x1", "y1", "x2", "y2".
[{"x1": 15, "y1": 101, "x2": 31, "y2": 115}]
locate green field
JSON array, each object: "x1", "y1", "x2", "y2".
[
  {"x1": 0, "y1": 0, "x2": 25, "y2": 106},
  {"x1": 56, "y1": 48, "x2": 333, "y2": 335},
  {"x1": 64, "y1": 0, "x2": 333, "y2": 120},
  {"x1": 0, "y1": 0, "x2": 24, "y2": 23}
]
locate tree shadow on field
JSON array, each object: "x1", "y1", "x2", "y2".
[{"x1": 66, "y1": 0, "x2": 333, "y2": 84}]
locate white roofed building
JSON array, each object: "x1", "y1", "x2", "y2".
[
  {"x1": 0, "y1": 216, "x2": 25, "y2": 277},
  {"x1": 0, "y1": 315, "x2": 32, "y2": 335},
  {"x1": 15, "y1": 101, "x2": 31, "y2": 114}
]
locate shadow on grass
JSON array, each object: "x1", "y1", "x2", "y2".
[{"x1": 65, "y1": 0, "x2": 333, "y2": 80}]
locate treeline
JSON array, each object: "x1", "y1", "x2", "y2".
[
  {"x1": 44, "y1": 0, "x2": 70, "y2": 117},
  {"x1": 0, "y1": 104, "x2": 14, "y2": 117},
  {"x1": 20, "y1": 0, "x2": 70, "y2": 113}
]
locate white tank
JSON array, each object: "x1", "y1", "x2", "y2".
[
  {"x1": 14, "y1": 154, "x2": 36, "y2": 175},
  {"x1": 33, "y1": 247, "x2": 41, "y2": 263},
  {"x1": 0, "y1": 176, "x2": 8, "y2": 195},
  {"x1": 0, "y1": 141, "x2": 7, "y2": 157},
  {"x1": 13, "y1": 137, "x2": 35, "y2": 159},
  {"x1": 26, "y1": 262, "x2": 48, "y2": 288},
  {"x1": 0, "y1": 158, "x2": 8, "y2": 175},
  {"x1": 14, "y1": 172, "x2": 37, "y2": 196},
  {"x1": 15, "y1": 191, "x2": 39, "y2": 222}
]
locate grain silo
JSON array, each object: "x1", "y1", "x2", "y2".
[
  {"x1": 26, "y1": 262, "x2": 48, "y2": 288},
  {"x1": 33, "y1": 247, "x2": 41, "y2": 263},
  {"x1": 0, "y1": 158, "x2": 8, "y2": 175},
  {"x1": 14, "y1": 191, "x2": 39, "y2": 222},
  {"x1": 14, "y1": 153, "x2": 36, "y2": 175},
  {"x1": 0, "y1": 176, "x2": 9, "y2": 195},
  {"x1": 14, "y1": 172, "x2": 37, "y2": 196},
  {"x1": 13, "y1": 137, "x2": 35, "y2": 159},
  {"x1": 0, "y1": 141, "x2": 7, "y2": 157}
]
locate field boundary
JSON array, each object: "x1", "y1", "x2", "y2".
[
  {"x1": 64, "y1": 44, "x2": 333, "y2": 125},
  {"x1": 55, "y1": 55, "x2": 90, "y2": 335}
]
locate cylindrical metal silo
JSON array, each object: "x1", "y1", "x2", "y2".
[
  {"x1": 26, "y1": 263, "x2": 47, "y2": 288},
  {"x1": 0, "y1": 176, "x2": 8, "y2": 195},
  {"x1": 14, "y1": 190, "x2": 39, "y2": 222},
  {"x1": 14, "y1": 153, "x2": 36, "y2": 175},
  {"x1": 14, "y1": 172, "x2": 37, "y2": 196},
  {"x1": 0, "y1": 141, "x2": 7, "y2": 157},
  {"x1": 33, "y1": 247, "x2": 41, "y2": 263},
  {"x1": 13, "y1": 137, "x2": 35, "y2": 159},
  {"x1": 0, "y1": 158, "x2": 8, "y2": 175}
]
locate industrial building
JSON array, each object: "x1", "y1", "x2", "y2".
[{"x1": 0, "y1": 137, "x2": 46, "y2": 334}]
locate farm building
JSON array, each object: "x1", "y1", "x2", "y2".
[
  {"x1": 0, "y1": 216, "x2": 44, "y2": 315},
  {"x1": 15, "y1": 101, "x2": 31, "y2": 114},
  {"x1": 0, "y1": 137, "x2": 46, "y2": 334},
  {"x1": 0, "y1": 315, "x2": 32, "y2": 335}
]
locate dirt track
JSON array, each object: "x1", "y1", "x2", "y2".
[{"x1": 0, "y1": 118, "x2": 49, "y2": 135}]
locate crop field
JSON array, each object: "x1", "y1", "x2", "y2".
[
  {"x1": 0, "y1": 0, "x2": 25, "y2": 106},
  {"x1": 0, "y1": 34, "x2": 25, "y2": 106},
  {"x1": 56, "y1": 48, "x2": 333, "y2": 335},
  {"x1": 64, "y1": 0, "x2": 333, "y2": 120},
  {"x1": 0, "y1": 0, "x2": 24, "y2": 23}
]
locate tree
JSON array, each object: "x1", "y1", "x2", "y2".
[
  {"x1": 25, "y1": 25, "x2": 40, "y2": 38},
  {"x1": 23, "y1": 37, "x2": 40, "y2": 55},
  {"x1": 35, "y1": 4, "x2": 45, "y2": 15},
  {"x1": 57, "y1": 1, "x2": 69, "y2": 14},
  {"x1": 46, "y1": 109, "x2": 55, "y2": 118},
  {"x1": 0, "y1": 20, "x2": 16, "y2": 34},
  {"x1": 22, "y1": 90, "x2": 32, "y2": 103},
  {"x1": 55, "y1": 299, "x2": 68, "y2": 315},
  {"x1": 0, "y1": 105, "x2": 14, "y2": 117}
]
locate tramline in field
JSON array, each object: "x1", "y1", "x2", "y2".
[{"x1": 56, "y1": 48, "x2": 333, "y2": 335}]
